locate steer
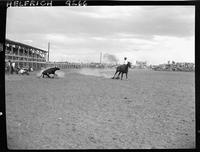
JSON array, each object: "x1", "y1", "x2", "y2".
[{"x1": 41, "y1": 67, "x2": 60, "y2": 78}]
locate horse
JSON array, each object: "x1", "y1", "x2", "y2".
[
  {"x1": 40, "y1": 67, "x2": 60, "y2": 78},
  {"x1": 112, "y1": 62, "x2": 131, "y2": 80}
]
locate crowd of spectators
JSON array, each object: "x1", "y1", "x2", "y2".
[{"x1": 150, "y1": 61, "x2": 195, "y2": 72}]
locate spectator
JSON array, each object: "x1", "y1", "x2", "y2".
[
  {"x1": 123, "y1": 57, "x2": 128, "y2": 65},
  {"x1": 5, "y1": 61, "x2": 9, "y2": 74},
  {"x1": 11, "y1": 61, "x2": 15, "y2": 74},
  {"x1": 7, "y1": 60, "x2": 12, "y2": 74}
]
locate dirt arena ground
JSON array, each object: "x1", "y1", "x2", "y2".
[{"x1": 5, "y1": 68, "x2": 195, "y2": 149}]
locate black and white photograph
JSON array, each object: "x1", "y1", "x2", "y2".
[{"x1": 4, "y1": 2, "x2": 195, "y2": 149}]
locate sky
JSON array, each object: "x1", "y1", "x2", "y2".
[{"x1": 6, "y1": 6, "x2": 194, "y2": 65}]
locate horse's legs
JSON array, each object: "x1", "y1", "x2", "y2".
[
  {"x1": 126, "y1": 72, "x2": 128, "y2": 79},
  {"x1": 117, "y1": 72, "x2": 121, "y2": 79},
  {"x1": 121, "y1": 73, "x2": 124, "y2": 80},
  {"x1": 112, "y1": 71, "x2": 118, "y2": 79}
]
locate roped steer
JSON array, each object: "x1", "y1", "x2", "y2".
[{"x1": 41, "y1": 67, "x2": 60, "y2": 78}]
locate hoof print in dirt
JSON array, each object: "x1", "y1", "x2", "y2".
[
  {"x1": 88, "y1": 136, "x2": 97, "y2": 143},
  {"x1": 112, "y1": 137, "x2": 117, "y2": 140},
  {"x1": 126, "y1": 100, "x2": 133, "y2": 103},
  {"x1": 124, "y1": 97, "x2": 133, "y2": 103}
]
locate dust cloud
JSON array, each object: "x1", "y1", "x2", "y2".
[
  {"x1": 36, "y1": 67, "x2": 115, "y2": 79},
  {"x1": 55, "y1": 70, "x2": 65, "y2": 78},
  {"x1": 103, "y1": 53, "x2": 119, "y2": 64},
  {"x1": 77, "y1": 68, "x2": 115, "y2": 79}
]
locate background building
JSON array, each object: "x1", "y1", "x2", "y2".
[
  {"x1": 135, "y1": 61, "x2": 147, "y2": 69},
  {"x1": 5, "y1": 39, "x2": 86, "y2": 71},
  {"x1": 5, "y1": 39, "x2": 47, "y2": 70}
]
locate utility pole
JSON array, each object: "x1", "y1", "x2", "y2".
[
  {"x1": 100, "y1": 52, "x2": 102, "y2": 64},
  {"x1": 47, "y1": 41, "x2": 50, "y2": 62}
]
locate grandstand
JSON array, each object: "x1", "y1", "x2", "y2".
[
  {"x1": 5, "y1": 39, "x2": 84, "y2": 71},
  {"x1": 5, "y1": 39, "x2": 47, "y2": 70}
]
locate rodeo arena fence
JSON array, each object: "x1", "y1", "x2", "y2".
[{"x1": 5, "y1": 39, "x2": 82, "y2": 74}]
